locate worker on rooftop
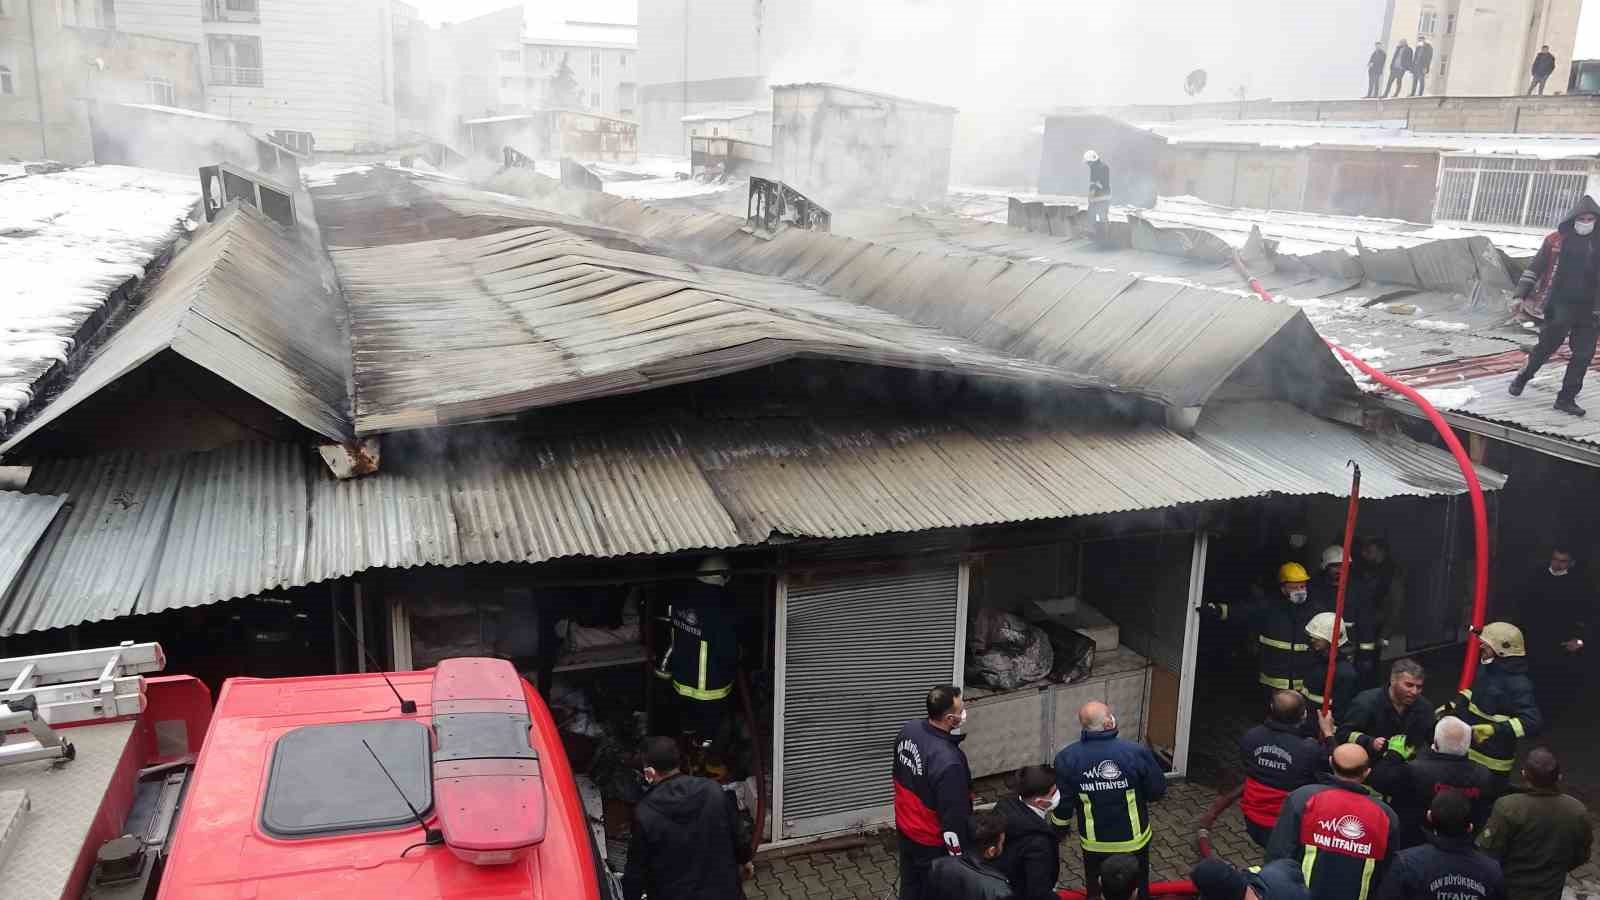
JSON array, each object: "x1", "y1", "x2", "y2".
[{"x1": 1509, "y1": 196, "x2": 1600, "y2": 416}]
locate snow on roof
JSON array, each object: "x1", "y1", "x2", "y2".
[
  {"x1": 462, "y1": 113, "x2": 540, "y2": 125},
  {"x1": 0, "y1": 166, "x2": 198, "y2": 425},
  {"x1": 1139, "y1": 119, "x2": 1600, "y2": 159},
  {"x1": 681, "y1": 107, "x2": 764, "y2": 123},
  {"x1": 522, "y1": 18, "x2": 637, "y2": 48},
  {"x1": 104, "y1": 102, "x2": 248, "y2": 124}
]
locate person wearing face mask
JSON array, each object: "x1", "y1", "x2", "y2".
[
  {"x1": 1204, "y1": 562, "x2": 1328, "y2": 700},
  {"x1": 1296, "y1": 612, "x2": 1359, "y2": 727},
  {"x1": 1239, "y1": 690, "x2": 1335, "y2": 848},
  {"x1": 1509, "y1": 196, "x2": 1600, "y2": 417},
  {"x1": 895, "y1": 684, "x2": 976, "y2": 900},
  {"x1": 1440, "y1": 623, "x2": 1542, "y2": 800},
  {"x1": 994, "y1": 765, "x2": 1070, "y2": 900},
  {"x1": 622, "y1": 736, "x2": 752, "y2": 900},
  {"x1": 1052, "y1": 701, "x2": 1167, "y2": 900},
  {"x1": 1520, "y1": 547, "x2": 1592, "y2": 723}
]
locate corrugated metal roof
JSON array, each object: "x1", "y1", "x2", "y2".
[
  {"x1": 1389, "y1": 364, "x2": 1600, "y2": 450},
  {"x1": 471, "y1": 170, "x2": 1361, "y2": 409},
  {"x1": 317, "y1": 173, "x2": 1105, "y2": 434},
  {"x1": 0, "y1": 491, "x2": 66, "y2": 600},
  {"x1": 2, "y1": 204, "x2": 352, "y2": 452},
  {"x1": 0, "y1": 402, "x2": 1499, "y2": 635}
]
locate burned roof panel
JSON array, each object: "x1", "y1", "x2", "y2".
[{"x1": 0, "y1": 491, "x2": 66, "y2": 602}]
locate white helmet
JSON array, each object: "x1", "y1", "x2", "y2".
[
  {"x1": 1321, "y1": 545, "x2": 1346, "y2": 569},
  {"x1": 1083, "y1": 150, "x2": 1100, "y2": 163},
  {"x1": 1305, "y1": 611, "x2": 1350, "y2": 647}
]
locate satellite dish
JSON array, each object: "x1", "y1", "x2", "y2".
[{"x1": 1185, "y1": 69, "x2": 1208, "y2": 97}]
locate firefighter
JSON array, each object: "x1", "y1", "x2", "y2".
[
  {"x1": 1393, "y1": 716, "x2": 1495, "y2": 850},
  {"x1": 1204, "y1": 562, "x2": 1325, "y2": 698},
  {"x1": 665, "y1": 556, "x2": 740, "y2": 758},
  {"x1": 1336, "y1": 658, "x2": 1433, "y2": 800},
  {"x1": 1239, "y1": 690, "x2": 1335, "y2": 848},
  {"x1": 1298, "y1": 612, "x2": 1358, "y2": 719},
  {"x1": 895, "y1": 684, "x2": 976, "y2": 900},
  {"x1": 1376, "y1": 790, "x2": 1504, "y2": 900},
  {"x1": 1084, "y1": 150, "x2": 1112, "y2": 241},
  {"x1": 1267, "y1": 743, "x2": 1401, "y2": 900},
  {"x1": 1052, "y1": 701, "x2": 1166, "y2": 900},
  {"x1": 1441, "y1": 623, "x2": 1542, "y2": 799}
]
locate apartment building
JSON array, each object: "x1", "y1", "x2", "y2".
[
  {"x1": 115, "y1": 0, "x2": 402, "y2": 151},
  {"x1": 446, "y1": 5, "x2": 636, "y2": 121},
  {"x1": 1, "y1": 0, "x2": 203, "y2": 162},
  {"x1": 1383, "y1": 0, "x2": 1583, "y2": 96}
]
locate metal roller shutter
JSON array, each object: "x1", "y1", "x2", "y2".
[{"x1": 774, "y1": 565, "x2": 964, "y2": 841}]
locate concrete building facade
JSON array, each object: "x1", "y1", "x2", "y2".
[
  {"x1": 445, "y1": 7, "x2": 636, "y2": 123},
  {"x1": 636, "y1": 0, "x2": 768, "y2": 155},
  {"x1": 1382, "y1": 0, "x2": 1583, "y2": 96},
  {"x1": 771, "y1": 83, "x2": 956, "y2": 207},
  {"x1": 1, "y1": 0, "x2": 203, "y2": 162},
  {"x1": 114, "y1": 0, "x2": 401, "y2": 151}
]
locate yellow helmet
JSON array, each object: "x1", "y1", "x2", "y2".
[
  {"x1": 1479, "y1": 622, "x2": 1526, "y2": 658},
  {"x1": 1305, "y1": 611, "x2": 1350, "y2": 646},
  {"x1": 1278, "y1": 562, "x2": 1310, "y2": 584}
]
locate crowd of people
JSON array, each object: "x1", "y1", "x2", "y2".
[{"x1": 1364, "y1": 38, "x2": 1559, "y2": 98}]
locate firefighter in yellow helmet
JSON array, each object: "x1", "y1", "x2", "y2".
[
  {"x1": 1297, "y1": 611, "x2": 1359, "y2": 718},
  {"x1": 1204, "y1": 562, "x2": 1331, "y2": 700},
  {"x1": 1441, "y1": 622, "x2": 1542, "y2": 800}
]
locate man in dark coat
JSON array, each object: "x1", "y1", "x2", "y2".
[
  {"x1": 994, "y1": 765, "x2": 1068, "y2": 900},
  {"x1": 1509, "y1": 196, "x2": 1600, "y2": 416},
  {"x1": 926, "y1": 811, "x2": 1016, "y2": 900},
  {"x1": 1377, "y1": 790, "x2": 1504, "y2": 900},
  {"x1": 1519, "y1": 546, "x2": 1595, "y2": 723},
  {"x1": 1530, "y1": 45, "x2": 1557, "y2": 95},
  {"x1": 1240, "y1": 690, "x2": 1333, "y2": 847},
  {"x1": 1387, "y1": 39, "x2": 1414, "y2": 97},
  {"x1": 1412, "y1": 37, "x2": 1434, "y2": 96},
  {"x1": 623, "y1": 736, "x2": 751, "y2": 900},
  {"x1": 1336, "y1": 658, "x2": 1433, "y2": 800},
  {"x1": 1367, "y1": 42, "x2": 1388, "y2": 98},
  {"x1": 1394, "y1": 717, "x2": 1496, "y2": 849},
  {"x1": 1477, "y1": 748, "x2": 1592, "y2": 900},
  {"x1": 896, "y1": 685, "x2": 975, "y2": 900},
  {"x1": 1350, "y1": 538, "x2": 1397, "y2": 686}
]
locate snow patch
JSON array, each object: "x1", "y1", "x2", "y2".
[
  {"x1": 1416, "y1": 386, "x2": 1480, "y2": 409},
  {"x1": 1410, "y1": 319, "x2": 1471, "y2": 333}
]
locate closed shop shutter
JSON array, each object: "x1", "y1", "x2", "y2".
[{"x1": 774, "y1": 564, "x2": 965, "y2": 841}]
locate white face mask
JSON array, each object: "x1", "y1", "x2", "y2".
[
  {"x1": 1288, "y1": 589, "x2": 1309, "y2": 605},
  {"x1": 1037, "y1": 790, "x2": 1062, "y2": 812},
  {"x1": 949, "y1": 708, "x2": 968, "y2": 735},
  {"x1": 1578, "y1": 220, "x2": 1597, "y2": 236},
  {"x1": 1550, "y1": 566, "x2": 1569, "y2": 577}
]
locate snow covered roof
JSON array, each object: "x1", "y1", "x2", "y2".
[
  {"x1": 103, "y1": 102, "x2": 247, "y2": 124},
  {"x1": 522, "y1": 19, "x2": 636, "y2": 49},
  {"x1": 1139, "y1": 119, "x2": 1600, "y2": 160},
  {"x1": 681, "y1": 107, "x2": 764, "y2": 123},
  {"x1": 461, "y1": 113, "x2": 540, "y2": 125},
  {"x1": 0, "y1": 166, "x2": 199, "y2": 427}
]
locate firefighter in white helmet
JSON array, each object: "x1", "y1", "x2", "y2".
[
  {"x1": 1297, "y1": 611, "x2": 1358, "y2": 720},
  {"x1": 1084, "y1": 150, "x2": 1111, "y2": 241},
  {"x1": 1441, "y1": 622, "x2": 1542, "y2": 799},
  {"x1": 1313, "y1": 545, "x2": 1383, "y2": 688}
]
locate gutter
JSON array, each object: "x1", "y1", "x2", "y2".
[{"x1": 1376, "y1": 394, "x2": 1600, "y2": 468}]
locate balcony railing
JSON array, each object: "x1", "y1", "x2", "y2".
[{"x1": 209, "y1": 65, "x2": 263, "y2": 87}]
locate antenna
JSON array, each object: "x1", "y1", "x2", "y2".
[
  {"x1": 336, "y1": 608, "x2": 417, "y2": 714},
  {"x1": 363, "y1": 739, "x2": 443, "y2": 849}
]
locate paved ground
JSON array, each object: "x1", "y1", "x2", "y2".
[{"x1": 747, "y1": 650, "x2": 1600, "y2": 900}]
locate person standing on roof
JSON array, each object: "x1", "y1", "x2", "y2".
[
  {"x1": 1411, "y1": 37, "x2": 1433, "y2": 96},
  {"x1": 1529, "y1": 45, "x2": 1558, "y2": 95},
  {"x1": 1386, "y1": 39, "x2": 1414, "y2": 97},
  {"x1": 1393, "y1": 717, "x2": 1496, "y2": 849},
  {"x1": 1052, "y1": 701, "x2": 1167, "y2": 900},
  {"x1": 1508, "y1": 196, "x2": 1600, "y2": 416},
  {"x1": 665, "y1": 556, "x2": 741, "y2": 767},
  {"x1": 1297, "y1": 612, "x2": 1358, "y2": 719},
  {"x1": 1204, "y1": 561, "x2": 1327, "y2": 700},
  {"x1": 1267, "y1": 743, "x2": 1401, "y2": 900},
  {"x1": 1367, "y1": 42, "x2": 1388, "y2": 98},
  {"x1": 1084, "y1": 150, "x2": 1111, "y2": 241},
  {"x1": 1240, "y1": 690, "x2": 1335, "y2": 848},
  {"x1": 623, "y1": 736, "x2": 752, "y2": 900},
  {"x1": 1439, "y1": 623, "x2": 1542, "y2": 799},
  {"x1": 1335, "y1": 659, "x2": 1433, "y2": 800},
  {"x1": 1377, "y1": 790, "x2": 1504, "y2": 900},
  {"x1": 895, "y1": 684, "x2": 976, "y2": 900}
]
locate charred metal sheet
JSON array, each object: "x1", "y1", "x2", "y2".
[
  {"x1": 0, "y1": 491, "x2": 65, "y2": 602},
  {"x1": 1129, "y1": 216, "x2": 1236, "y2": 262},
  {"x1": 743, "y1": 176, "x2": 832, "y2": 239},
  {"x1": 560, "y1": 157, "x2": 603, "y2": 192}
]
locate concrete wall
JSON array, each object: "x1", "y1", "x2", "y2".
[
  {"x1": 771, "y1": 84, "x2": 954, "y2": 208},
  {"x1": 637, "y1": 0, "x2": 767, "y2": 155},
  {"x1": 1039, "y1": 115, "x2": 1165, "y2": 206},
  {"x1": 0, "y1": 6, "x2": 202, "y2": 163},
  {"x1": 1381, "y1": 0, "x2": 1580, "y2": 97},
  {"x1": 1081, "y1": 93, "x2": 1600, "y2": 133},
  {"x1": 1304, "y1": 149, "x2": 1440, "y2": 221}
]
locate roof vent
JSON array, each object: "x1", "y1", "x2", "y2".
[
  {"x1": 430, "y1": 658, "x2": 546, "y2": 866},
  {"x1": 198, "y1": 162, "x2": 297, "y2": 230},
  {"x1": 744, "y1": 176, "x2": 831, "y2": 240}
]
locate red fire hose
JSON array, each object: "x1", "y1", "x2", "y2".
[
  {"x1": 1232, "y1": 257, "x2": 1491, "y2": 693},
  {"x1": 1324, "y1": 463, "x2": 1362, "y2": 715}
]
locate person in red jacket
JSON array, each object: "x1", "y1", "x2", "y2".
[
  {"x1": 1240, "y1": 691, "x2": 1334, "y2": 847},
  {"x1": 1267, "y1": 744, "x2": 1400, "y2": 900},
  {"x1": 895, "y1": 684, "x2": 975, "y2": 900}
]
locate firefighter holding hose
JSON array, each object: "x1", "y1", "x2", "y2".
[{"x1": 1442, "y1": 622, "x2": 1543, "y2": 800}]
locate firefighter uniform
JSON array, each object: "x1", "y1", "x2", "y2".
[
  {"x1": 1442, "y1": 624, "x2": 1542, "y2": 796},
  {"x1": 1052, "y1": 727, "x2": 1167, "y2": 900},
  {"x1": 1297, "y1": 612, "x2": 1358, "y2": 718},
  {"x1": 1240, "y1": 718, "x2": 1329, "y2": 847},
  {"x1": 1375, "y1": 833, "x2": 1504, "y2": 900},
  {"x1": 664, "y1": 559, "x2": 740, "y2": 744},
  {"x1": 1267, "y1": 778, "x2": 1400, "y2": 900},
  {"x1": 1210, "y1": 562, "x2": 1328, "y2": 693},
  {"x1": 1336, "y1": 687, "x2": 1435, "y2": 800}
]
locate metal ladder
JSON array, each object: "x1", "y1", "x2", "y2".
[{"x1": 0, "y1": 641, "x2": 166, "y2": 769}]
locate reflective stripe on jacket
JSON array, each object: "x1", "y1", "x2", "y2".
[
  {"x1": 1052, "y1": 728, "x2": 1166, "y2": 853},
  {"x1": 1443, "y1": 659, "x2": 1541, "y2": 773},
  {"x1": 1267, "y1": 779, "x2": 1399, "y2": 900}
]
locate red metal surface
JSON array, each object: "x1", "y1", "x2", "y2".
[
  {"x1": 1058, "y1": 881, "x2": 1198, "y2": 900},
  {"x1": 1235, "y1": 261, "x2": 1491, "y2": 693},
  {"x1": 157, "y1": 665, "x2": 601, "y2": 900},
  {"x1": 142, "y1": 674, "x2": 214, "y2": 762},
  {"x1": 1324, "y1": 464, "x2": 1362, "y2": 716}
]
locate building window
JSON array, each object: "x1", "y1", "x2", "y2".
[
  {"x1": 540, "y1": 49, "x2": 553, "y2": 67},
  {"x1": 0, "y1": 65, "x2": 13, "y2": 95},
  {"x1": 1418, "y1": 7, "x2": 1438, "y2": 34},
  {"x1": 145, "y1": 75, "x2": 176, "y2": 105},
  {"x1": 207, "y1": 34, "x2": 263, "y2": 86},
  {"x1": 590, "y1": 90, "x2": 599, "y2": 108},
  {"x1": 618, "y1": 53, "x2": 627, "y2": 69},
  {"x1": 501, "y1": 76, "x2": 516, "y2": 88},
  {"x1": 58, "y1": 0, "x2": 114, "y2": 28},
  {"x1": 1446, "y1": 13, "x2": 1456, "y2": 33},
  {"x1": 270, "y1": 129, "x2": 313, "y2": 154},
  {"x1": 204, "y1": 0, "x2": 257, "y2": 23},
  {"x1": 590, "y1": 51, "x2": 599, "y2": 78},
  {"x1": 1440, "y1": 55, "x2": 1448, "y2": 77},
  {"x1": 499, "y1": 49, "x2": 520, "y2": 63}
]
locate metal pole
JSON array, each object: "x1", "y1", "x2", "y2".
[
  {"x1": 1323, "y1": 462, "x2": 1362, "y2": 716},
  {"x1": 1174, "y1": 529, "x2": 1209, "y2": 778},
  {"x1": 354, "y1": 581, "x2": 367, "y2": 673},
  {"x1": 27, "y1": 0, "x2": 48, "y2": 158}
]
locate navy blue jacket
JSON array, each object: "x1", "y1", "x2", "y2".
[
  {"x1": 1442, "y1": 659, "x2": 1540, "y2": 776},
  {"x1": 1267, "y1": 778, "x2": 1400, "y2": 900},
  {"x1": 1376, "y1": 833, "x2": 1504, "y2": 900},
  {"x1": 894, "y1": 719, "x2": 973, "y2": 852},
  {"x1": 1254, "y1": 858, "x2": 1313, "y2": 900},
  {"x1": 665, "y1": 582, "x2": 738, "y2": 700},
  {"x1": 1051, "y1": 729, "x2": 1166, "y2": 853},
  {"x1": 1395, "y1": 751, "x2": 1496, "y2": 849},
  {"x1": 1240, "y1": 719, "x2": 1328, "y2": 828}
]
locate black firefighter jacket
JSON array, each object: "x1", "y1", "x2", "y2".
[
  {"x1": 1240, "y1": 718, "x2": 1328, "y2": 829},
  {"x1": 1376, "y1": 833, "x2": 1504, "y2": 900},
  {"x1": 927, "y1": 854, "x2": 1016, "y2": 900},
  {"x1": 622, "y1": 773, "x2": 749, "y2": 900},
  {"x1": 1394, "y1": 750, "x2": 1496, "y2": 850},
  {"x1": 1212, "y1": 596, "x2": 1328, "y2": 691},
  {"x1": 1337, "y1": 687, "x2": 1437, "y2": 801},
  {"x1": 1440, "y1": 659, "x2": 1541, "y2": 777},
  {"x1": 994, "y1": 795, "x2": 1067, "y2": 900},
  {"x1": 1267, "y1": 777, "x2": 1401, "y2": 900}
]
